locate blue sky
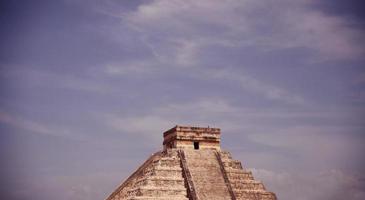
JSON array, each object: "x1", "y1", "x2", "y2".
[{"x1": 1, "y1": 0, "x2": 365, "y2": 199}]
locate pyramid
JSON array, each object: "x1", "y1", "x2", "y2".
[{"x1": 106, "y1": 126, "x2": 277, "y2": 200}]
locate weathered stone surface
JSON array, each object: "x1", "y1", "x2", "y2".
[
  {"x1": 184, "y1": 149, "x2": 231, "y2": 200},
  {"x1": 163, "y1": 126, "x2": 221, "y2": 150},
  {"x1": 105, "y1": 126, "x2": 276, "y2": 200}
]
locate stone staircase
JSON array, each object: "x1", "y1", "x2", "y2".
[
  {"x1": 218, "y1": 151, "x2": 277, "y2": 200},
  {"x1": 183, "y1": 149, "x2": 232, "y2": 200}
]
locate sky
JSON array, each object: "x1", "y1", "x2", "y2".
[{"x1": 1, "y1": 0, "x2": 365, "y2": 200}]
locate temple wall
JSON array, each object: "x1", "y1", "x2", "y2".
[{"x1": 163, "y1": 125, "x2": 221, "y2": 150}]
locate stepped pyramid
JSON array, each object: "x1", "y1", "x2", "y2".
[{"x1": 106, "y1": 125, "x2": 277, "y2": 200}]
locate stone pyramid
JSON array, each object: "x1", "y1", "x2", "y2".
[{"x1": 106, "y1": 126, "x2": 277, "y2": 200}]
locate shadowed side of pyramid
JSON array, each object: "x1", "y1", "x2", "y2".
[{"x1": 105, "y1": 126, "x2": 277, "y2": 200}]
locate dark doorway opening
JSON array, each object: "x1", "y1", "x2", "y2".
[{"x1": 194, "y1": 142, "x2": 199, "y2": 150}]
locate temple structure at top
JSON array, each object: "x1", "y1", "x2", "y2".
[{"x1": 163, "y1": 125, "x2": 221, "y2": 150}]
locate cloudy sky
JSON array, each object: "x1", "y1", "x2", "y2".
[{"x1": 1, "y1": 0, "x2": 365, "y2": 199}]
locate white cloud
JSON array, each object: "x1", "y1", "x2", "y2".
[
  {"x1": 120, "y1": 0, "x2": 365, "y2": 62},
  {"x1": 282, "y1": 8, "x2": 365, "y2": 60},
  {"x1": 0, "y1": 111, "x2": 54, "y2": 136},
  {"x1": 246, "y1": 125, "x2": 365, "y2": 171},
  {"x1": 0, "y1": 111, "x2": 73, "y2": 137},
  {"x1": 103, "y1": 60, "x2": 308, "y2": 105},
  {"x1": 104, "y1": 61, "x2": 157, "y2": 75},
  {"x1": 98, "y1": 0, "x2": 365, "y2": 105},
  {"x1": 105, "y1": 114, "x2": 174, "y2": 138},
  {"x1": 103, "y1": 98, "x2": 243, "y2": 137},
  {"x1": 199, "y1": 68, "x2": 307, "y2": 105},
  {"x1": 13, "y1": 172, "x2": 120, "y2": 200},
  {"x1": 104, "y1": 97, "x2": 365, "y2": 138},
  {"x1": 157, "y1": 98, "x2": 236, "y2": 114},
  {"x1": 6, "y1": 68, "x2": 115, "y2": 94},
  {"x1": 251, "y1": 168, "x2": 365, "y2": 200},
  {"x1": 247, "y1": 125, "x2": 364, "y2": 149}
]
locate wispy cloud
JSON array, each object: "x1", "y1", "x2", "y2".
[
  {"x1": 92, "y1": 0, "x2": 365, "y2": 107},
  {"x1": 0, "y1": 111, "x2": 66, "y2": 136},
  {"x1": 10, "y1": 171, "x2": 120, "y2": 200},
  {"x1": 116, "y1": 0, "x2": 365, "y2": 62},
  {"x1": 103, "y1": 99, "x2": 241, "y2": 137},
  {"x1": 103, "y1": 97, "x2": 363, "y2": 137},
  {"x1": 0, "y1": 111, "x2": 93, "y2": 142},
  {"x1": 5, "y1": 68, "x2": 115, "y2": 94},
  {"x1": 104, "y1": 61, "x2": 158, "y2": 75},
  {"x1": 102, "y1": 60, "x2": 308, "y2": 105},
  {"x1": 252, "y1": 168, "x2": 365, "y2": 200},
  {"x1": 198, "y1": 68, "x2": 308, "y2": 105},
  {"x1": 105, "y1": 114, "x2": 174, "y2": 138},
  {"x1": 247, "y1": 125, "x2": 364, "y2": 152},
  {"x1": 245, "y1": 124, "x2": 365, "y2": 174}
]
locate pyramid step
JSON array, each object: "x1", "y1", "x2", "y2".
[
  {"x1": 144, "y1": 168, "x2": 183, "y2": 178},
  {"x1": 158, "y1": 157, "x2": 181, "y2": 167},
  {"x1": 218, "y1": 151, "x2": 232, "y2": 159},
  {"x1": 226, "y1": 170, "x2": 254, "y2": 180},
  {"x1": 134, "y1": 177, "x2": 185, "y2": 187},
  {"x1": 234, "y1": 190, "x2": 276, "y2": 200},
  {"x1": 189, "y1": 167, "x2": 222, "y2": 172},
  {"x1": 127, "y1": 186, "x2": 187, "y2": 197},
  {"x1": 222, "y1": 160, "x2": 243, "y2": 169},
  {"x1": 231, "y1": 180, "x2": 265, "y2": 190},
  {"x1": 128, "y1": 195, "x2": 188, "y2": 200}
]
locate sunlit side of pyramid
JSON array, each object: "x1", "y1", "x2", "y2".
[{"x1": 106, "y1": 126, "x2": 277, "y2": 200}]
